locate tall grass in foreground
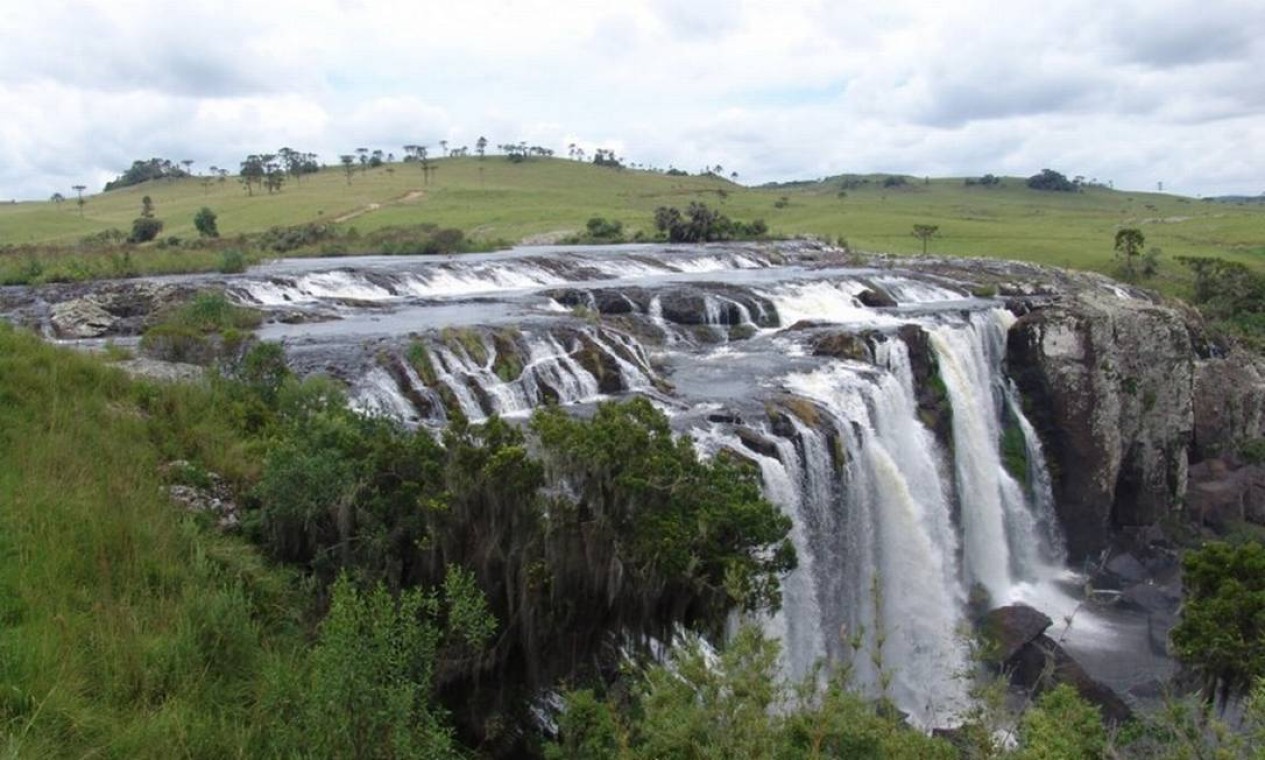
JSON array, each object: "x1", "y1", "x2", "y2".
[{"x1": 0, "y1": 325, "x2": 303, "y2": 758}]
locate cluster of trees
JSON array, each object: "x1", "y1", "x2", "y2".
[
  {"x1": 237, "y1": 148, "x2": 320, "y2": 195},
  {"x1": 104, "y1": 157, "x2": 194, "y2": 191},
  {"x1": 500, "y1": 142, "x2": 554, "y2": 162},
  {"x1": 965, "y1": 174, "x2": 1002, "y2": 186},
  {"x1": 194, "y1": 340, "x2": 795, "y2": 752},
  {"x1": 1177, "y1": 255, "x2": 1265, "y2": 345},
  {"x1": 654, "y1": 202, "x2": 768, "y2": 243},
  {"x1": 1027, "y1": 168, "x2": 1079, "y2": 192}
]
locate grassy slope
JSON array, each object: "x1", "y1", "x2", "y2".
[
  {"x1": 0, "y1": 326, "x2": 302, "y2": 757},
  {"x1": 3, "y1": 158, "x2": 1262, "y2": 279}
]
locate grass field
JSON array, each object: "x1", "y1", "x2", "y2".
[{"x1": 2, "y1": 157, "x2": 1263, "y2": 282}]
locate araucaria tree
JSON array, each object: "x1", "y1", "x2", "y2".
[
  {"x1": 912, "y1": 224, "x2": 939, "y2": 254},
  {"x1": 1114, "y1": 227, "x2": 1145, "y2": 279},
  {"x1": 72, "y1": 184, "x2": 86, "y2": 217},
  {"x1": 339, "y1": 154, "x2": 356, "y2": 185}
]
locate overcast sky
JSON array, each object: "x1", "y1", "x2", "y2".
[{"x1": 3, "y1": 0, "x2": 1262, "y2": 200}]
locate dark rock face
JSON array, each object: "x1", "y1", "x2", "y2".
[
  {"x1": 1192, "y1": 358, "x2": 1265, "y2": 461},
  {"x1": 898, "y1": 325, "x2": 954, "y2": 453},
  {"x1": 1186, "y1": 457, "x2": 1265, "y2": 529},
  {"x1": 1007, "y1": 292, "x2": 1196, "y2": 558},
  {"x1": 548, "y1": 284, "x2": 777, "y2": 330}
]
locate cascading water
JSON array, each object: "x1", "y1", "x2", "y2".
[
  {"x1": 199, "y1": 242, "x2": 1148, "y2": 724},
  {"x1": 783, "y1": 354, "x2": 971, "y2": 725}
]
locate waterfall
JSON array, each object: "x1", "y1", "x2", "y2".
[
  {"x1": 782, "y1": 360, "x2": 971, "y2": 725},
  {"x1": 232, "y1": 244, "x2": 1087, "y2": 725},
  {"x1": 927, "y1": 309, "x2": 1061, "y2": 599},
  {"x1": 762, "y1": 308, "x2": 1069, "y2": 725}
]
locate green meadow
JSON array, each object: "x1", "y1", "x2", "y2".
[{"x1": 3, "y1": 157, "x2": 1262, "y2": 287}]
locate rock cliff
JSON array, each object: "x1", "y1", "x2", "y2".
[{"x1": 1006, "y1": 288, "x2": 1265, "y2": 558}]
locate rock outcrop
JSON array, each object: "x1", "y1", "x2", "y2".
[
  {"x1": 1007, "y1": 291, "x2": 1199, "y2": 557},
  {"x1": 38, "y1": 281, "x2": 199, "y2": 340}
]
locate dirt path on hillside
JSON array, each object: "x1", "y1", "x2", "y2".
[{"x1": 332, "y1": 190, "x2": 427, "y2": 223}]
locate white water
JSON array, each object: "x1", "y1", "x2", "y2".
[
  {"x1": 760, "y1": 280, "x2": 903, "y2": 327},
  {"x1": 762, "y1": 309, "x2": 1094, "y2": 726},
  {"x1": 784, "y1": 354, "x2": 971, "y2": 725}
]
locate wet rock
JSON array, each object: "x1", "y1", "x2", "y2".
[
  {"x1": 1119, "y1": 582, "x2": 1180, "y2": 615},
  {"x1": 735, "y1": 428, "x2": 779, "y2": 459},
  {"x1": 656, "y1": 289, "x2": 710, "y2": 325},
  {"x1": 1009, "y1": 634, "x2": 1133, "y2": 724},
  {"x1": 811, "y1": 331, "x2": 873, "y2": 362},
  {"x1": 1105, "y1": 552, "x2": 1148, "y2": 584},
  {"x1": 980, "y1": 604, "x2": 1052, "y2": 664},
  {"x1": 899, "y1": 325, "x2": 954, "y2": 452},
  {"x1": 857, "y1": 287, "x2": 897, "y2": 308}
]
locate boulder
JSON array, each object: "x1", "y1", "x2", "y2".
[
  {"x1": 857, "y1": 287, "x2": 897, "y2": 308},
  {"x1": 735, "y1": 428, "x2": 779, "y2": 459},
  {"x1": 51, "y1": 298, "x2": 116, "y2": 338},
  {"x1": 811, "y1": 331, "x2": 873, "y2": 362},
  {"x1": 1009, "y1": 634, "x2": 1133, "y2": 724},
  {"x1": 981, "y1": 604, "x2": 1052, "y2": 664},
  {"x1": 1118, "y1": 582, "x2": 1181, "y2": 615},
  {"x1": 1105, "y1": 552, "x2": 1148, "y2": 585},
  {"x1": 656, "y1": 289, "x2": 710, "y2": 325}
]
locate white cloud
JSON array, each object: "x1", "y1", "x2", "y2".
[{"x1": 1, "y1": 0, "x2": 1262, "y2": 200}]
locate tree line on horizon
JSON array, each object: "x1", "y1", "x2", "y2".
[{"x1": 79, "y1": 138, "x2": 734, "y2": 200}]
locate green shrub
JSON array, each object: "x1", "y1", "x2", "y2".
[
  {"x1": 194, "y1": 206, "x2": 220, "y2": 238},
  {"x1": 140, "y1": 323, "x2": 215, "y2": 364},
  {"x1": 218, "y1": 248, "x2": 247, "y2": 274},
  {"x1": 127, "y1": 216, "x2": 164, "y2": 244}
]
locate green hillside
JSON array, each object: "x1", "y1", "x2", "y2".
[{"x1": 3, "y1": 158, "x2": 1262, "y2": 279}]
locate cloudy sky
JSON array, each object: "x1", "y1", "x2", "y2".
[{"x1": 2, "y1": 0, "x2": 1262, "y2": 200}]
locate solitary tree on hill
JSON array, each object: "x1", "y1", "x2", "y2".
[
  {"x1": 72, "y1": 185, "x2": 86, "y2": 217},
  {"x1": 476, "y1": 136, "x2": 487, "y2": 159},
  {"x1": 50, "y1": 192, "x2": 64, "y2": 208},
  {"x1": 340, "y1": 154, "x2": 356, "y2": 185},
  {"x1": 911, "y1": 223, "x2": 939, "y2": 254},
  {"x1": 1114, "y1": 227, "x2": 1146, "y2": 279}
]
